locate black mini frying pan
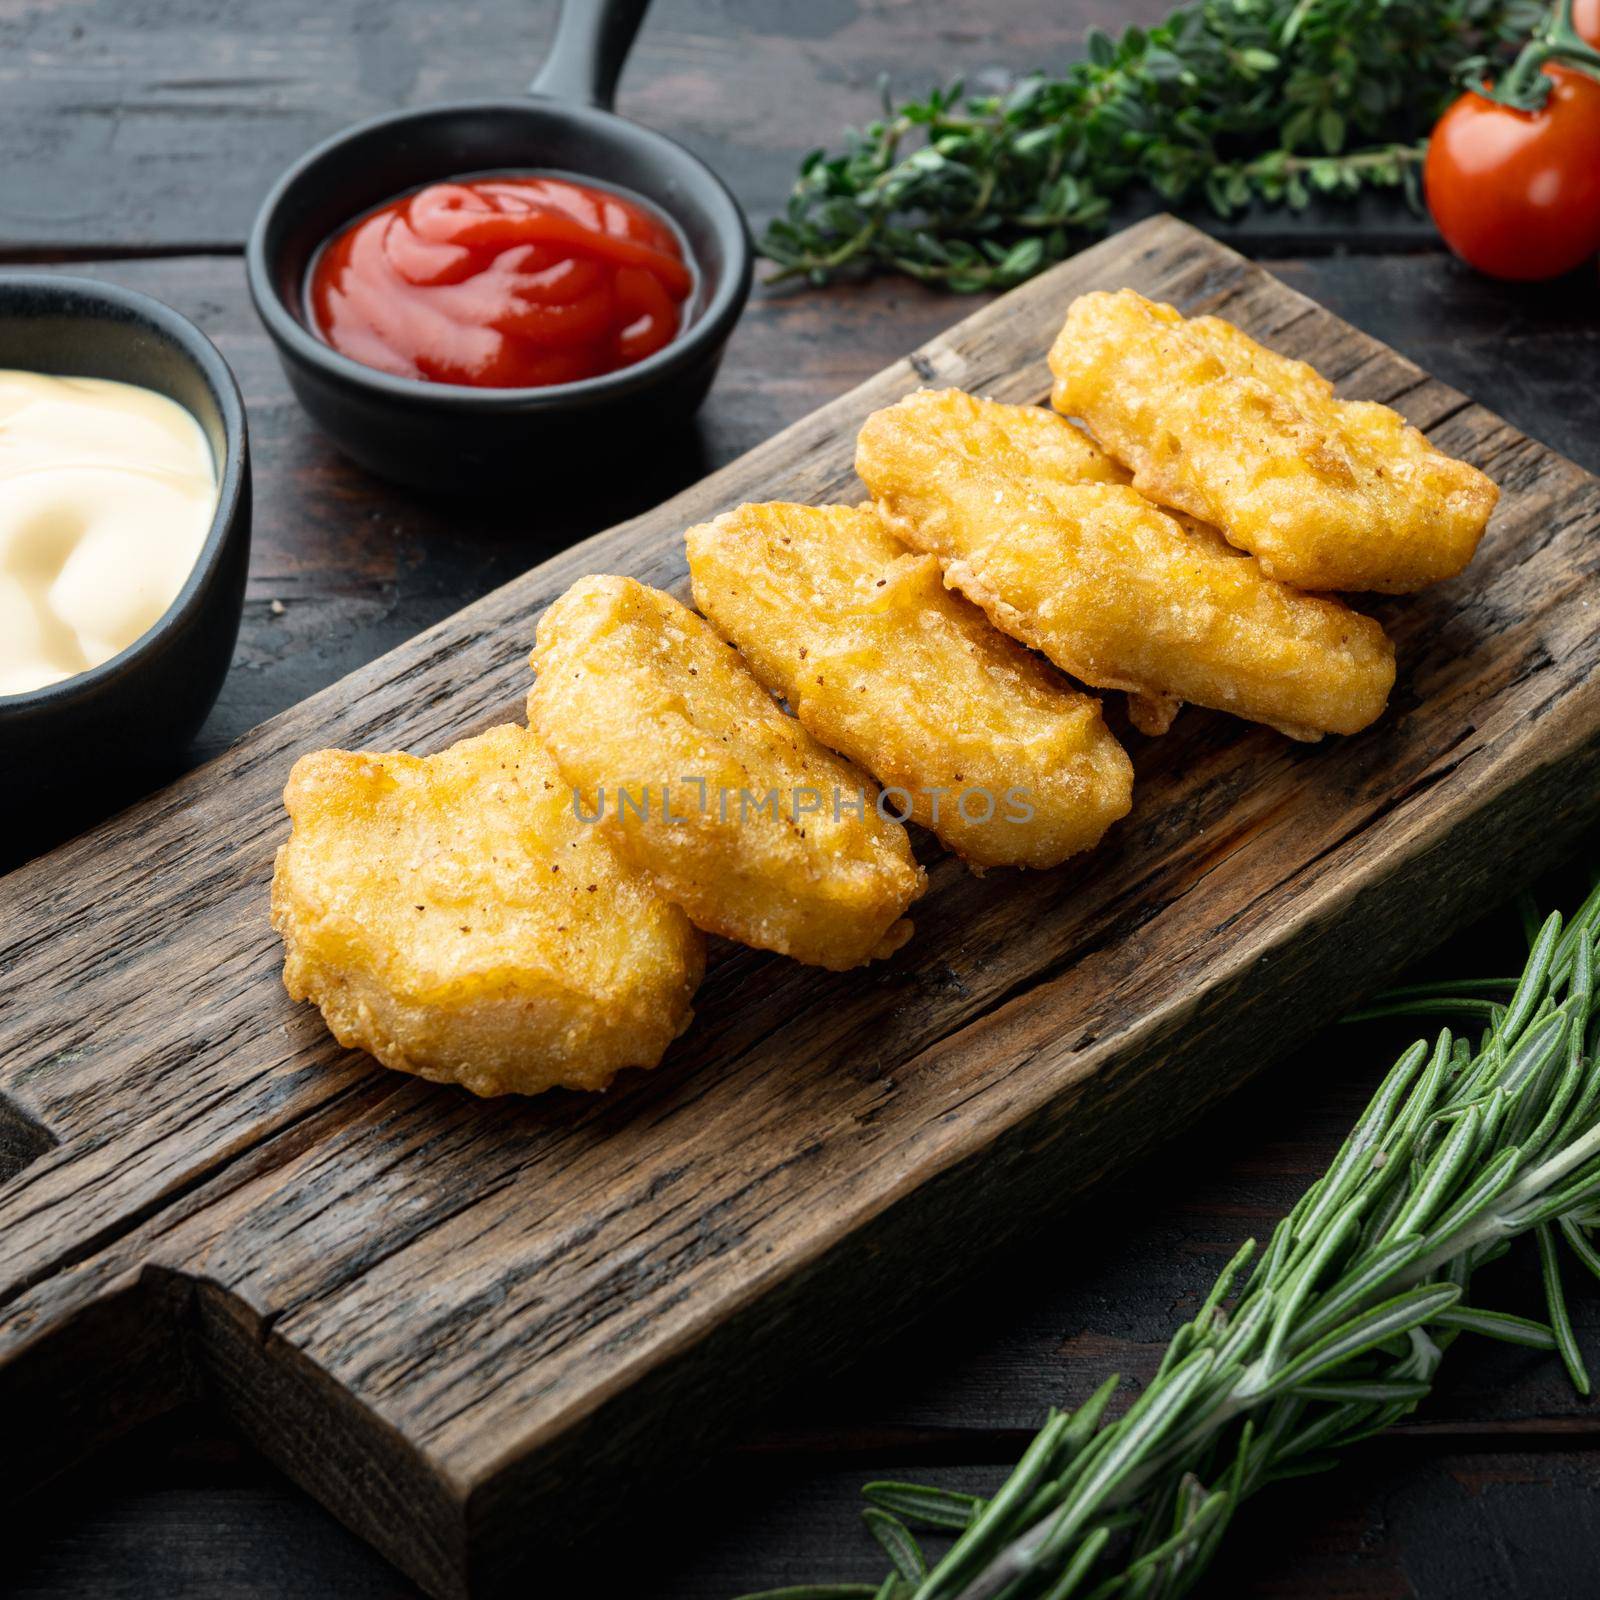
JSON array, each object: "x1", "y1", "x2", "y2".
[{"x1": 246, "y1": 0, "x2": 752, "y2": 492}]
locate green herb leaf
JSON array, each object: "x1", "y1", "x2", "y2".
[
  {"x1": 759, "y1": 874, "x2": 1600, "y2": 1597},
  {"x1": 1433, "y1": 1304, "x2": 1558, "y2": 1347},
  {"x1": 862, "y1": 1482, "x2": 984, "y2": 1532},
  {"x1": 758, "y1": 0, "x2": 1532, "y2": 289},
  {"x1": 862, "y1": 1509, "x2": 927, "y2": 1583}
]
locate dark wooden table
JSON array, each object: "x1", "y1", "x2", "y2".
[{"x1": 5, "y1": 1, "x2": 1600, "y2": 1594}]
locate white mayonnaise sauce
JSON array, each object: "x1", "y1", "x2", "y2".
[{"x1": 0, "y1": 370, "x2": 218, "y2": 696}]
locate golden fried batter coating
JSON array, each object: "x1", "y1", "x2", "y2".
[
  {"x1": 856, "y1": 389, "x2": 1395, "y2": 741},
  {"x1": 271, "y1": 724, "x2": 704, "y2": 1097},
  {"x1": 528, "y1": 575, "x2": 924, "y2": 969},
  {"x1": 1048, "y1": 289, "x2": 1498, "y2": 593},
  {"x1": 686, "y1": 501, "x2": 1132, "y2": 869}
]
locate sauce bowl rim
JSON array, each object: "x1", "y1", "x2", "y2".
[
  {"x1": 0, "y1": 272, "x2": 249, "y2": 714},
  {"x1": 245, "y1": 97, "x2": 754, "y2": 413}
]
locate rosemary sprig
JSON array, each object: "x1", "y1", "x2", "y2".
[
  {"x1": 761, "y1": 0, "x2": 1543, "y2": 290},
  {"x1": 738, "y1": 878, "x2": 1600, "y2": 1600}
]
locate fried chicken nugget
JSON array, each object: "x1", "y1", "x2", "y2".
[
  {"x1": 856, "y1": 389, "x2": 1395, "y2": 742},
  {"x1": 528, "y1": 575, "x2": 924, "y2": 969},
  {"x1": 271, "y1": 724, "x2": 704, "y2": 1098},
  {"x1": 1048, "y1": 289, "x2": 1498, "y2": 593},
  {"x1": 686, "y1": 501, "x2": 1132, "y2": 869}
]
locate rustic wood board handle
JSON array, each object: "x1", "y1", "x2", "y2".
[{"x1": 2, "y1": 216, "x2": 1598, "y2": 1599}]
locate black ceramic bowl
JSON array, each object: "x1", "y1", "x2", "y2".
[
  {"x1": 0, "y1": 275, "x2": 250, "y2": 839},
  {"x1": 246, "y1": 1, "x2": 752, "y2": 492}
]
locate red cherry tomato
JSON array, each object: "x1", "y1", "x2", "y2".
[
  {"x1": 1576, "y1": 0, "x2": 1600, "y2": 48},
  {"x1": 1425, "y1": 64, "x2": 1600, "y2": 280}
]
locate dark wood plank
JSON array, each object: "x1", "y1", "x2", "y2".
[
  {"x1": 652, "y1": 1444, "x2": 1600, "y2": 1599},
  {"x1": 6, "y1": 258, "x2": 963, "y2": 791},
  {"x1": 12, "y1": 1404, "x2": 1600, "y2": 1599},
  {"x1": 0, "y1": 0, "x2": 1168, "y2": 252},
  {"x1": 12, "y1": 249, "x2": 1594, "y2": 785},
  {"x1": 0, "y1": 0, "x2": 1432, "y2": 257},
  {"x1": 757, "y1": 1003, "x2": 1600, "y2": 1443},
  {"x1": 5, "y1": 219, "x2": 1600, "y2": 1600},
  {"x1": 1268, "y1": 254, "x2": 1600, "y2": 477},
  {"x1": 7, "y1": 934, "x2": 1599, "y2": 1594},
  {"x1": 3, "y1": 1410, "x2": 423, "y2": 1600},
  {"x1": 0, "y1": 260, "x2": 968, "y2": 866},
  {"x1": 14, "y1": 974, "x2": 1600, "y2": 1597},
  {"x1": 7, "y1": 2, "x2": 1593, "y2": 1593}
]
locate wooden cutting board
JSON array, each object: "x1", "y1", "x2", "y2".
[{"x1": 3, "y1": 215, "x2": 1599, "y2": 1599}]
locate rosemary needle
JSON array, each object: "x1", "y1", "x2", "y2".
[{"x1": 739, "y1": 877, "x2": 1600, "y2": 1600}]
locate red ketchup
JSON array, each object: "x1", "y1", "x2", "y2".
[{"x1": 308, "y1": 175, "x2": 693, "y2": 388}]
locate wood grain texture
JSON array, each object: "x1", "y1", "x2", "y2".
[
  {"x1": 9, "y1": 248, "x2": 1596, "y2": 794},
  {"x1": 3, "y1": 216, "x2": 1599, "y2": 1599},
  {"x1": 0, "y1": 0, "x2": 1431, "y2": 257},
  {"x1": 15, "y1": 1398, "x2": 1600, "y2": 1599},
  {"x1": 15, "y1": 1029, "x2": 1600, "y2": 1600},
  {"x1": 665, "y1": 1444, "x2": 1600, "y2": 1599}
]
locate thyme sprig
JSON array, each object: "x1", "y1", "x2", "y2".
[
  {"x1": 761, "y1": 0, "x2": 1543, "y2": 290},
  {"x1": 739, "y1": 878, "x2": 1600, "y2": 1600}
]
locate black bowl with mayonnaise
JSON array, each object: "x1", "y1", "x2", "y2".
[{"x1": 0, "y1": 275, "x2": 249, "y2": 859}]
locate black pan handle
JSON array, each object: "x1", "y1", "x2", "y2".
[{"x1": 529, "y1": 0, "x2": 653, "y2": 110}]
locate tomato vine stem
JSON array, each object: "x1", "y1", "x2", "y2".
[{"x1": 1475, "y1": 0, "x2": 1600, "y2": 107}]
